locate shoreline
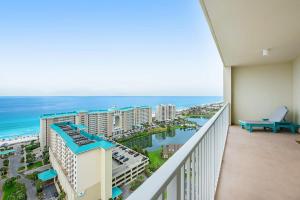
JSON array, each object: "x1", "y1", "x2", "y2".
[{"x1": 0, "y1": 135, "x2": 38, "y2": 146}]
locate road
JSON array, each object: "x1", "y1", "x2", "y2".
[
  {"x1": 20, "y1": 174, "x2": 37, "y2": 200},
  {"x1": 0, "y1": 144, "x2": 38, "y2": 200}
]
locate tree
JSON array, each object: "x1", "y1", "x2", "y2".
[
  {"x1": 167, "y1": 125, "x2": 171, "y2": 132},
  {"x1": 36, "y1": 180, "x2": 43, "y2": 193},
  {"x1": 4, "y1": 177, "x2": 16, "y2": 189},
  {"x1": 3, "y1": 159, "x2": 9, "y2": 167}
]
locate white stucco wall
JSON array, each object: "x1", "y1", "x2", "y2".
[
  {"x1": 231, "y1": 63, "x2": 293, "y2": 124},
  {"x1": 293, "y1": 56, "x2": 300, "y2": 125}
]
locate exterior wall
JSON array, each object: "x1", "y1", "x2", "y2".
[
  {"x1": 112, "y1": 159, "x2": 149, "y2": 187},
  {"x1": 100, "y1": 148, "x2": 112, "y2": 200},
  {"x1": 223, "y1": 66, "x2": 232, "y2": 123},
  {"x1": 293, "y1": 56, "x2": 300, "y2": 125},
  {"x1": 231, "y1": 63, "x2": 293, "y2": 124},
  {"x1": 76, "y1": 150, "x2": 103, "y2": 200},
  {"x1": 49, "y1": 149, "x2": 76, "y2": 200},
  {"x1": 75, "y1": 112, "x2": 88, "y2": 127}
]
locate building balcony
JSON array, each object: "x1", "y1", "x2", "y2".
[
  {"x1": 216, "y1": 126, "x2": 300, "y2": 200},
  {"x1": 127, "y1": 103, "x2": 300, "y2": 200}
]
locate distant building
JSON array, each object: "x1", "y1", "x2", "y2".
[
  {"x1": 40, "y1": 106, "x2": 152, "y2": 148},
  {"x1": 162, "y1": 144, "x2": 182, "y2": 159},
  {"x1": 155, "y1": 104, "x2": 176, "y2": 122},
  {"x1": 48, "y1": 122, "x2": 117, "y2": 200}
]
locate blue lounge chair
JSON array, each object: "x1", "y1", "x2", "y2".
[{"x1": 239, "y1": 106, "x2": 296, "y2": 133}]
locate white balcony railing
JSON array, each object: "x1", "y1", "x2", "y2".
[{"x1": 127, "y1": 103, "x2": 230, "y2": 200}]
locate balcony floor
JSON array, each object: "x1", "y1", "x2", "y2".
[{"x1": 216, "y1": 126, "x2": 300, "y2": 200}]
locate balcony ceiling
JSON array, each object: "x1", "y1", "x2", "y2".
[{"x1": 200, "y1": 0, "x2": 300, "y2": 67}]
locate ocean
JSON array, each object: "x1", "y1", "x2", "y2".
[{"x1": 0, "y1": 96, "x2": 222, "y2": 139}]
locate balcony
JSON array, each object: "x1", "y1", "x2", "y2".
[
  {"x1": 127, "y1": 104, "x2": 300, "y2": 200},
  {"x1": 126, "y1": 0, "x2": 300, "y2": 199},
  {"x1": 216, "y1": 126, "x2": 300, "y2": 200},
  {"x1": 127, "y1": 104, "x2": 230, "y2": 200}
]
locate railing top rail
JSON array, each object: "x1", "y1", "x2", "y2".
[{"x1": 127, "y1": 103, "x2": 229, "y2": 200}]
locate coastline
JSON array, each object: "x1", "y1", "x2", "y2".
[{"x1": 0, "y1": 135, "x2": 38, "y2": 146}]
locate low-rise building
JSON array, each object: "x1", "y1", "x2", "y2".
[
  {"x1": 162, "y1": 144, "x2": 182, "y2": 159},
  {"x1": 111, "y1": 143, "x2": 149, "y2": 187}
]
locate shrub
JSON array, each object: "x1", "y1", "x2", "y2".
[
  {"x1": 26, "y1": 171, "x2": 38, "y2": 181},
  {"x1": 17, "y1": 166, "x2": 25, "y2": 172},
  {"x1": 3, "y1": 159, "x2": 9, "y2": 167},
  {"x1": 129, "y1": 176, "x2": 144, "y2": 191},
  {"x1": 36, "y1": 180, "x2": 43, "y2": 193}
]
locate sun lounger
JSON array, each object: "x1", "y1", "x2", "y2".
[{"x1": 239, "y1": 106, "x2": 293, "y2": 133}]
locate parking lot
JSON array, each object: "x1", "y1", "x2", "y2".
[{"x1": 42, "y1": 184, "x2": 58, "y2": 200}]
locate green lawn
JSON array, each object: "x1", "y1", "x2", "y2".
[
  {"x1": 27, "y1": 161, "x2": 43, "y2": 170},
  {"x1": 3, "y1": 178, "x2": 26, "y2": 200},
  {"x1": 148, "y1": 148, "x2": 166, "y2": 171}
]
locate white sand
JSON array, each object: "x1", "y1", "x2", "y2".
[{"x1": 0, "y1": 135, "x2": 38, "y2": 146}]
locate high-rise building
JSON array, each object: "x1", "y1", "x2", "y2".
[
  {"x1": 134, "y1": 106, "x2": 153, "y2": 126},
  {"x1": 48, "y1": 122, "x2": 117, "y2": 200},
  {"x1": 155, "y1": 104, "x2": 176, "y2": 122},
  {"x1": 40, "y1": 106, "x2": 152, "y2": 148},
  {"x1": 40, "y1": 112, "x2": 78, "y2": 148}
]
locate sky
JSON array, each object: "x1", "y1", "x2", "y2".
[{"x1": 0, "y1": 0, "x2": 223, "y2": 96}]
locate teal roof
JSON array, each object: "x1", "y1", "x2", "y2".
[
  {"x1": 71, "y1": 124, "x2": 87, "y2": 130},
  {"x1": 51, "y1": 122, "x2": 115, "y2": 155},
  {"x1": 0, "y1": 149, "x2": 16, "y2": 155},
  {"x1": 88, "y1": 109, "x2": 109, "y2": 114},
  {"x1": 112, "y1": 187, "x2": 122, "y2": 199},
  {"x1": 118, "y1": 106, "x2": 134, "y2": 111},
  {"x1": 41, "y1": 111, "x2": 77, "y2": 119},
  {"x1": 40, "y1": 106, "x2": 151, "y2": 119},
  {"x1": 136, "y1": 105, "x2": 151, "y2": 109},
  {"x1": 38, "y1": 169, "x2": 57, "y2": 182}
]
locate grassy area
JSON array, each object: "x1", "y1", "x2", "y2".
[
  {"x1": 3, "y1": 177, "x2": 26, "y2": 200},
  {"x1": 183, "y1": 112, "x2": 217, "y2": 119},
  {"x1": 27, "y1": 161, "x2": 43, "y2": 170},
  {"x1": 148, "y1": 148, "x2": 166, "y2": 171},
  {"x1": 17, "y1": 166, "x2": 25, "y2": 172}
]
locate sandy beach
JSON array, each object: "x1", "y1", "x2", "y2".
[{"x1": 0, "y1": 135, "x2": 38, "y2": 146}]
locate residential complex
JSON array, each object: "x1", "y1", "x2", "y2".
[
  {"x1": 40, "y1": 106, "x2": 152, "y2": 148},
  {"x1": 155, "y1": 104, "x2": 176, "y2": 122},
  {"x1": 48, "y1": 122, "x2": 117, "y2": 200}
]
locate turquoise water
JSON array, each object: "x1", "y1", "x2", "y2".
[
  {"x1": 0, "y1": 96, "x2": 222, "y2": 139},
  {"x1": 122, "y1": 118, "x2": 208, "y2": 152}
]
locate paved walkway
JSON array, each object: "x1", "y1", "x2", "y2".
[
  {"x1": 216, "y1": 126, "x2": 300, "y2": 200},
  {"x1": 24, "y1": 164, "x2": 50, "y2": 175}
]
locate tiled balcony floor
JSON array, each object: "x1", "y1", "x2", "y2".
[{"x1": 216, "y1": 126, "x2": 300, "y2": 200}]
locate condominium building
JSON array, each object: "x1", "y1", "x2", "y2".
[
  {"x1": 155, "y1": 104, "x2": 176, "y2": 122},
  {"x1": 40, "y1": 112, "x2": 78, "y2": 148},
  {"x1": 40, "y1": 106, "x2": 152, "y2": 148},
  {"x1": 48, "y1": 122, "x2": 117, "y2": 200},
  {"x1": 134, "y1": 106, "x2": 153, "y2": 126}
]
